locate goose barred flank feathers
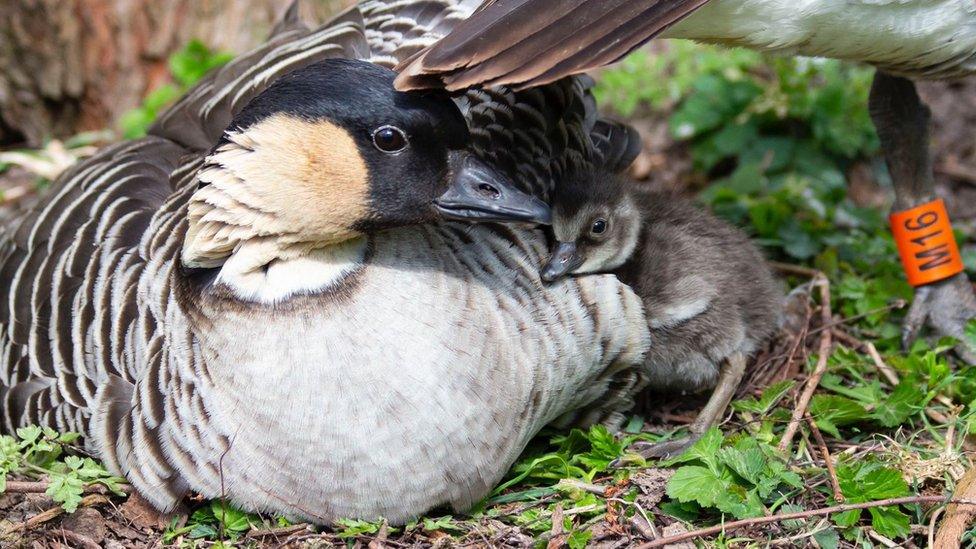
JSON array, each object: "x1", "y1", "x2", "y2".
[{"x1": 0, "y1": 0, "x2": 651, "y2": 523}]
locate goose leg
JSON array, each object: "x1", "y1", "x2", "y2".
[
  {"x1": 869, "y1": 72, "x2": 976, "y2": 364},
  {"x1": 628, "y1": 353, "x2": 747, "y2": 460}
]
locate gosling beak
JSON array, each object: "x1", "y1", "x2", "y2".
[
  {"x1": 540, "y1": 241, "x2": 582, "y2": 282},
  {"x1": 435, "y1": 156, "x2": 552, "y2": 225}
]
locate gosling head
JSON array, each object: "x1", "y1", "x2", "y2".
[
  {"x1": 540, "y1": 170, "x2": 643, "y2": 282},
  {"x1": 182, "y1": 58, "x2": 549, "y2": 270}
]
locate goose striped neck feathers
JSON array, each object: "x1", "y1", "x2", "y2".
[{"x1": 182, "y1": 58, "x2": 549, "y2": 274}]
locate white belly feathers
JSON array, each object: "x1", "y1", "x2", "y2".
[{"x1": 103, "y1": 223, "x2": 650, "y2": 523}]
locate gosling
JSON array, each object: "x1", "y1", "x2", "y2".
[{"x1": 541, "y1": 169, "x2": 783, "y2": 458}]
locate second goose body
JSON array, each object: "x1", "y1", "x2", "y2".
[{"x1": 666, "y1": 0, "x2": 976, "y2": 80}]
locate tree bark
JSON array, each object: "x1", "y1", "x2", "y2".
[{"x1": 0, "y1": 0, "x2": 352, "y2": 146}]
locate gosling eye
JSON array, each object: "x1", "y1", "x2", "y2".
[
  {"x1": 372, "y1": 125, "x2": 408, "y2": 153},
  {"x1": 590, "y1": 218, "x2": 608, "y2": 236}
]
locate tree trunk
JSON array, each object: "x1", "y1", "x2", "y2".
[{"x1": 0, "y1": 0, "x2": 352, "y2": 146}]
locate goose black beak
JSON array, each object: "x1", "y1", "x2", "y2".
[
  {"x1": 540, "y1": 241, "x2": 582, "y2": 282},
  {"x1": 435, "y1": 157, "x2": 551, "y2": 225}
]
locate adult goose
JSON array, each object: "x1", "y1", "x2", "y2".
[
  {"x1": 397, "y1": 0, "x2": 976, "y2": 363},
  {"x1": 0, "y1": 1, "x2": 651, "y2": 524}
]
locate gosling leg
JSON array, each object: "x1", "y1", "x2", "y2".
[{"x1": 630, "y1": 353, "x2": 747, "y2": 460}]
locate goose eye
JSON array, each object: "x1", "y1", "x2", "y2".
[
  {"x1": 591, "y1": 218, "x2": 608, "y2": 235},
  {"x1": 372, "y1": 125, "x2": 408, "y2": 153}
]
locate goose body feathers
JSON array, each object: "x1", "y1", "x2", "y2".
[
  {"x1": 396, "y1": 0, "x2": 976, "y2": 90},
  {"x1": 0, "y1": 2, "x2": 650, "y2": 523}
]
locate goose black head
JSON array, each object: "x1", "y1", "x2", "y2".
[
  {"x1": 540, "y1": 169, "x2": 643, "y2": 282},
  {"x1": 182, "y1": 58, "x2": 549, "y2": 270}
]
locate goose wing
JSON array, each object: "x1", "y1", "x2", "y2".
[
  {"x1": 0, "y1": 137, "x2": 188, "y2": 432},
  {"x1": 394, "y1": 0, "x2": 710, "y2": 91}
]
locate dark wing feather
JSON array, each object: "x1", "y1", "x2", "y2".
[
  {"x1": 395, "y1": 0, "x2": 709, "y2": 90},
  {"x1": 591, "y1": 119, "x2": 642, "y2": 174}
]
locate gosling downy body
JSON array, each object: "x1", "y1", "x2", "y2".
[
  {"x1": 0, "y1": 2, "x2": 651, "y2": 524},
  {"x1": 541, "y1": 170, "x2": 782, "y2": 457},
  {"x1": 396, "y1": 0, "x2": 976, "y2": 363}
]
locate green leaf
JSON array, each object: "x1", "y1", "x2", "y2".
[
  {"x1": 808, "y1": 395, "x2": 868, "y2": 438},
  {"x1": 963, "y1": 319, "x2": 976, "y2": 355},
  {"x1": 210, "y1": 501, "x2": 254, "y2": 533},
  {"x1": 335, "y1": 518, "x2": 383, "y2": 539},
  {"x1": 837, "y1": 462, "x2": 909, "y2": 503},
  {"x1": 717, "y1": 441, "x2": 765, "y2": 485},
  {"x1": 813, "y1": 526, "x2": 841, "y2": 549},
  {"x1": 733, "y1": 380, "x2": 795, "y2": 414},
  {"x1": 868, "y1": 506, "x2": 911, "y2": 539},
  {"x1": 661, "y1": 427, "x2": 723, "y2": 470},
  {"x1": 831, "y1": 509, "x2": 861, "y2": 528},
  {"x1": 871, "y1": 382, "x2": 926, "y2": 427},
  {"x1": 713, "y1": 487, "x2": 765, "y2": 519},
  {"x1": 57, "y1": 432, "x2": 81, "y2": 444},
  {"x1": 422, "y1": 516, "x2": 464, "y2": 534},
  {"x1": 660, "y1": 500, "x2": 701, "y2": 522},
  {"x1": 46, "y1": 473, "x2": 84, "y2": 513},
  {"x1": 666, "y1": 465, "x2": 728, "y2": 508},
  {"x1": 16, "y1": 426, "x2": 42, "y2": 446},
  {"x1": 189, "y1": 523, "x2": 219, "y2": 539},
  {"x1": 567, "y1": 529, "x2": 592, "y2": 549},
  {"x1": 487, "y1": 486, "x2": 556, "y2": 506}
]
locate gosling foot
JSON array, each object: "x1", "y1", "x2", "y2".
[
  {"x1": 611, "y1": 353, "x2": 747, "y2": 466},
  {"x1": 902, "y1": 273, "x2": 976, "y2": 365},
  {"x1": 629, "y1": 434, "x2": 701, "y2": 460}
]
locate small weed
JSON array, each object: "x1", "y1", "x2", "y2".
[
  {"x1": 0, "y1": 426, "x2": 126, "y2": 513},
  {"x1": 119, "y1": 40, "x2": 234, "y2": 139}
]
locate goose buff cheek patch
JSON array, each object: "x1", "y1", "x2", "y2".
[{"x1": 889, "y1": 198, "x2": 965, "y2": 287}]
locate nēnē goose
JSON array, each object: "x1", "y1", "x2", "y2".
[
  {"x1": 540, "y1": 168, "x2": 782, "y2": 457},
  {"x1": 0, "y1": 1, "x2": 652, "y2": 524},
  {"x1": 397, "y1": 0, "x2": 976, "y2": 363}
]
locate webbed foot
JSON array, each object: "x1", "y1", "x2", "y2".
[
  {"x1": 610, "y1": 353, "x2": 747, "y2": 467},
  {"x1": 903, "y1": 273, "x2": 976, "y2": 364}
]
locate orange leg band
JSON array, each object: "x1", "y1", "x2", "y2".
[{"x1": 889, "y1": 198, "x2": 965, "y2": 287}]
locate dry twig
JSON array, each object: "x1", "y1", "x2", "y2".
[
  {"x1": 934, "y1": 466, "x2": 976, "y2": 548},
  {"x1": 2, "y1": 480, "x2": 131, "y2": 495},
  {"x1": 368, "y1": 520, "x2": 390, "y2": 549},
  {"x1": 806, "y1": 415, "x2": 843, "y2": 503},
  {"x1": 634, "y1": 496, "x2": 975, "y2": 548},
  {"x1": 546, "y1": 504, "x2": 565, "y2": 549},
  {"x1": 245, "y1": 523, "x2": 311, "y2": 540},
  {"x1": 779, "y1": 274, "x2": 832, "y2": 453},
  {"x1": 2, "y1": 495, "x2": 109, "y2": 535},
  {"x1": 936, "y1": 158, "x2": 976, "y2": 185},
  {"x1": 55, "y1": 528, "x2": 101, "y2": 549}
]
